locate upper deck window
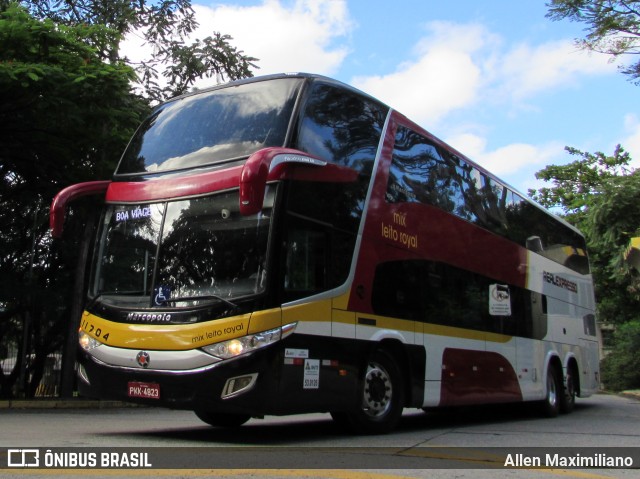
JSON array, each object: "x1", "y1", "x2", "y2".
[
  {"x1": 116, "y1": 78, "x2": 302, "y2": 175},
  {"x1": 295, "y1": 81, "x2": 388, "y2": 176},
  {"x1": 387, "y1": 124, "x2": 590, "y2": 274}
]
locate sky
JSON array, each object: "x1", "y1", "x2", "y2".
[{"x1": 124, "y1": 0, "x2": 640, "y2": 196}]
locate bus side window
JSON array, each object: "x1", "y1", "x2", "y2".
[
  {"x1": 371, "y1": 259, "x2": 543, "y2": 340},
  {"x1": 284, "y1": 224, "x2": 327, "y2": 298},
  {"x1": 386, "y1": 126, "x2": 448, "y2": 207},
  {"x1": 295, "y1": 80, "x2": 386, "y2": 175},
  {"x1": 528, "y1": 292, "x2": 548, "y2": 340},
  {"x1": 371, "y1": 261, "x2": 424, "y2": 319},
  {"x1": 281, "y1": 209, "x2": 356, "y2": 303}
]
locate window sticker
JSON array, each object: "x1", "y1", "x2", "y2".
[
  {"x1": 489, "y1": 284, "x2": 511, "y2": 316},
  {"x1": 153, "y1": 285, "x2": 171, "y2": 306},
  {"x1": 114, "y1": 206, "x2": 152, "y2": 222}
]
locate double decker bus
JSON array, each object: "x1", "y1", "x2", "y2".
[{"x1": 50, "y1": 73, "x2": 599, "y2": 434}]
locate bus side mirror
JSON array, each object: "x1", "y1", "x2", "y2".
[
  {"x1": 239, "y1": 147, "x2": 358, "y2": 216},
  {"x1": 50, "y1": 180, "x2": 111, "y2": 238}
]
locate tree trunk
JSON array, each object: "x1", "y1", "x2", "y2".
[{"x1": 59, "y1": 217, "x2": 96, "y2": 398}]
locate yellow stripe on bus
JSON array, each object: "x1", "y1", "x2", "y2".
[
  {"x1": 282, "y1": 299, "x2": 332, "y2": 323},
  {"x1": 81, "y1": 292, "x2": 512, "y2": 351},
  {"x1": 80, "y1": 311, "x2": 257, "y2": 350}
]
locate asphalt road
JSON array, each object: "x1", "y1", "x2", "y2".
[{"x1": 0, "y1": 393, "x2": 639, "y2": 479}]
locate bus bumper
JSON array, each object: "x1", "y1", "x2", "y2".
[
  {"x1": 76, "y1": 334, "x2": 363, "y2": 415},
  {"x1": 78, "y1": 346, "x2": 284, "y2": 414}
]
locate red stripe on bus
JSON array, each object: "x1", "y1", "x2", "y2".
[{"x1": 106, "y1": 166, "x2": 243, "y2": 202}]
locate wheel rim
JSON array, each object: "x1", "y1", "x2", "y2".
[
  {"x1": 362, "y1": 362, "x2": 392, "y2": 418},
  {"x1": 547, "y1": 373, "x2": 557, "y2": 407}
]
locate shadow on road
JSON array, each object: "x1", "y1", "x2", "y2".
[{"x1": 95, "y1": 400, "x2": 597, "y2": 445}]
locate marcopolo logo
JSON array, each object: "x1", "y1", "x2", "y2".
[
  {"x1": 136, "y1": 351, "x2": 151, "y2": 368},
  {"x1": 126, "y1": 312, "x2": 172, "y2": 323}
]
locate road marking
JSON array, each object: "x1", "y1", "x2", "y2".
[
  {"x1": 528, "y1": 470, "x2": 623, "y2": 479},
  {"x1": 0, "y1": 468, "x2": 622, "y2": 479},
  {"x1": 0, "y1": 470, "x2": 420, "y2": 479}
]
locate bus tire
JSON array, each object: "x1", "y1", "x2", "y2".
[
  {"x1": 540, "y1": 365, "x2": 561, "y2": 418},
  {"x1": 345, "y1": 350, "x2": 404, "y2": 434},
  {"x1": 560, "y1": 367, "x2": 576, "y2": 414},
  {"x1": 194, "y1": 410, "x2": 251, "y2": 428}
]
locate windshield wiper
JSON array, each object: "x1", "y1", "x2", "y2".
[{"x1": 164, "y1": 294, "x2": 239, "y2": 311}]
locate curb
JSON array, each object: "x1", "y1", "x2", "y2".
[
  {"x1": 619, "y1": 390, "x2": 640, "y2": 401},
  {"x1": 0, "y1": 399, "x2": 141, "y2": 410}
]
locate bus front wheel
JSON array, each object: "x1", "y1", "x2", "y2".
[
  {"x1": 344, "y1": 350, "x2": 404, "y2": 434},
  {"x1": 194, "y1": 410, "x2": 251, "y2": 428}
]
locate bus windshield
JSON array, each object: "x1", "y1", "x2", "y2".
[
  {"x1": 91, "y1": 187, "x2": 274, "y2": 308},
  {"x1": 116, "y1": 78, "x2": 302, "y2": 175}
]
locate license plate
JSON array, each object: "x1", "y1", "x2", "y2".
[{"x1": 127, "y1": 381, "x2": 160, "y2": 399}]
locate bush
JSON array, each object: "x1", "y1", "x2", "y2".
[{"x1": 601, "y1": 320, "x2": 640, "y2": 391}]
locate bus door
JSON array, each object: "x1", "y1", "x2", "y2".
[
  {"x1": 578, "y1": 311, "x2": 599, "y2": 395},
  {"x1": 514, "y1": 291, "x2": 547, "y2": 399}
]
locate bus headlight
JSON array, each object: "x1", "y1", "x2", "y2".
[
  {"x1": 202, "y1": 322, "x2": 297, "y2": 359},
  {"x1": 79, "y1": 330, "x2": 102, "y2": 351}
]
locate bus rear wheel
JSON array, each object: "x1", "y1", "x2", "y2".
[
  {"x1": 194, "y1": 410, "x2": 251, "y2": 428},
  {"x1": 540, "y1": 365, "x2": 561, "y2": 418},
  {"x1": 560, "y1": 368, "x2": 576, "y2": 414},
  {"x1": 343, "y1": 350, "x2": 404, "y2": 434}
]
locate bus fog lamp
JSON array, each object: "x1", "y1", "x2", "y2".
[{"x1": 222, "y1": 373, "x2": 258, "y2": 399}]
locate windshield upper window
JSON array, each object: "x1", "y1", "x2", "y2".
[
  {"x1": 116, "y1": 78, "x2": 302, "y2": 175},
  {"x1": 91, "y1": 187, "x2": 274, "y2": 308}
]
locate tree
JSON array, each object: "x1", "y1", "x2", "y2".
[
  {"x1": 600, "y1": 320, "x2": 640, "y2": 390},
  {"x1": 529, "y1": 145, "x2": 640, "y2": 325},
  {"x1": 586, "y1": 171, "x2": 640, "y2": 391},
  {"x1": 585, "y1": 170, "x2": 640, "y2": 325},
  {"x1": 546, "y1": 0, "x2": 640, "y2": 83},
  {"x1": 1, "y1": 1, "x2": 259, "y2": 398},
  {"x1": 23, "y1": 0, "x2": 258, "y2": 101},
  {"x1": 529, "y1": 144, "x2": 632, "y2": 225},
  {"x1": 0, "y1": 3, "x2": 146, "y2": 397}
]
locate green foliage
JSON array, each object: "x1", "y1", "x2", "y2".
[
  {"x1": 546, "y1": 0, "x2": 640, "y2": 83},
  {"x1": 158, "y1": 32, "x2": 257, "y2": 100},
  {"x1": 0, "y1": 1, "x2": 258, "y2": 397},
  {"x1": 0, "y1": 3, "x2": 147, "y2": 397},
  {"x1": 1, "y1": 4, "x2": 144, "y2": 176},
  {"x1": 528, "y1": 145, "x2": 632, "y2": 225},
  {"x1": 600, "y1": 320, "x2": 640, "y2": 390},
  {"x1": 586, "y1": 171, "x2": 640, "y2": 324},
  {"x1": 23, "y1": 0, "x2": 258, "y2": 101}
]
